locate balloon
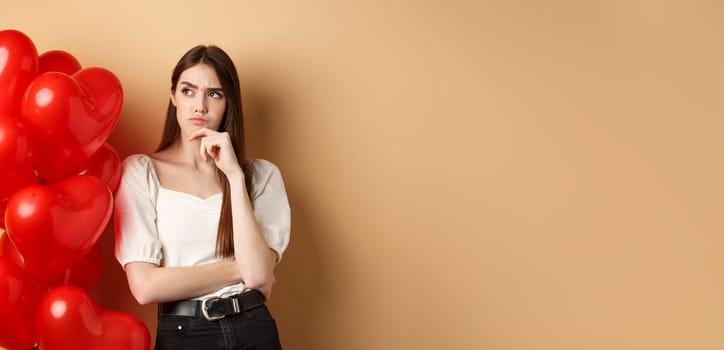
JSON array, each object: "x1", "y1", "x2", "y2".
[
  {"x1": 0, "y1": 117, "x2": 37, "y2": 229},
  {"x1": 82, "y1": 143, "x2": 122, "y2": 193},
  {"x1": 0, "y1": 233, "x2": 104, "y2": 291},
  {"x1": 0, "y1": 257, "x2": 41, "y2": 350},
  {"x1": 51, "y1": 242, "x2": 104, "y2": 291},
  {"x1": 0, "y1": 231, "x2": 25, "y2": 268},
  {"x1": 0, "y1": 29, "x2": 39, "y2": 117},
  {"x1": 38, "y1": 50, "x2": 81, "y2": 75},
  {"x1": 36, "y1": 285, "x2": 150, "y2": 350},
  {"x1": 21, "y1": 67, "x2": 123, "y2": 183},
  {"x1": 4, "y1": 175, "x2": 112, "y2": 282}
]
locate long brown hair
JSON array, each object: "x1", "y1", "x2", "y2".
[{"x1": 156, "y1": 45, "x2": 252, "y2": 258}]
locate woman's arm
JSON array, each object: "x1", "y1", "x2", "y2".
[
  {"x1": 228, "y1": 171, "x2": 277, "y2": 298},
  {"x1": 191, "y1": 128, "x2": 277, "y2": 298},
  {"x1": 124, "y1": 260, "x2": 242, "y2": 305}
]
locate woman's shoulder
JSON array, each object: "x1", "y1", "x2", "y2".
[
  {"x1": 122, "y1": 154, "x2": 154, "y2": 169},
  {"x1": 247, "y1": 159, "x2": 284, "y2": 196},
  {"x1": 119, "y1": 154, "x2": 161, "y2": 191},
  {"x1": 248, "y1": 159, "x2": 281, "y2": 175},
  {"x1": 120, "y1": 154, "x2": 159, "y2": 181}
]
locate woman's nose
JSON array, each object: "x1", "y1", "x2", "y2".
[{"x1": 193, "y1": 96, "x2": 206, "y2": 114}]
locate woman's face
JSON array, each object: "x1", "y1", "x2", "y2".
[{"x1": 171, "y1": 63, "x2": 226, "y2": 136}]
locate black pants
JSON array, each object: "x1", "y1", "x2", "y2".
[{"x1": 154, "y1": 304, "x2": 282, "y2": 350}]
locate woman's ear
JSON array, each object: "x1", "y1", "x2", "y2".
[{"x1": 169, "y1": 87, "x2": 177, "y2": 107}]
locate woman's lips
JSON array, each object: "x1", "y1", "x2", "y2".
[{"x1": 190, "y1": 117, "x2": 208, "y2": 125}]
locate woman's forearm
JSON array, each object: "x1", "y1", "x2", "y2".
[
  {"x1": 228, "y1": 173, "x2": 276, "y2": 294},
  {"x1": 125, "y1": 260, "x2": 242, "y2": 304}
]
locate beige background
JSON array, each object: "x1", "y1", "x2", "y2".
[{"x1": 1, "y1": 0, "x2": 723, "y2": 349}]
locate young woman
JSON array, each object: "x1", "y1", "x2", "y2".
[{"x1": 114, "y1": 45, "x2": 290, "y2": 350}]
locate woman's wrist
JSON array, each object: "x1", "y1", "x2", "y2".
[
  {"x1": 224, "y1": 164, "x2": 244, "y2": 181},
  {"x1": 226, "y1": 169, "x2": 246, "y2": 189}
]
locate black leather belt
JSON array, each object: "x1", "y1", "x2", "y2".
[{"x1": 158, "y1": 290, "x2": 266, "y2": 321}]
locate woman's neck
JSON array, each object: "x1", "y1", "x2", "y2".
[{"x1": 156, "y1": 138, "x2": 215, "y2": 171}]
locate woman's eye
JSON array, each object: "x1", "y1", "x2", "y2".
[
  {"x1": 181, "y1": 88, "x2": 193, "y2": 96},
  {"x1": 209, "y1": 91, "x2": 223, "y2": 99}
]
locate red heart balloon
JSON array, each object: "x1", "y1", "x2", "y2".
[
  {"x1": 0, "y1": 29, "x2": 38, "y2": 117},
  {"x1": 4, "y1": 175, "x2": 112, "y2": 282},
  {"x1": 0, "y1": 257, "x2": 42, "y2": 350},
  {"x1": 38, "y1": 50, "x2": 81, "y2": 75},
  {"x1": 0, "y1": 231, "x2": 25, "y2": 269},
  {"x1": 50, "y1": 242, "x2": 104, "y2": 291},
  {"x1": 82, "y1": 143, "x2": 122, "y2": 193},
  {"x1": 0, "y1": 233, "x2": 104, "y2": 291},
  {"x1": 0, "y1": 117, "x2": 37, "y2": 229},
  {"x1": 21, "y1": 67, "x2": 123, "y2": 183},
  {"x1": 37, "y1": 285, "x2": 150, "y2": 350}
]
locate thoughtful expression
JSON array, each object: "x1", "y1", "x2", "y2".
[{"x1": 171, "y1": 63, "x2": 226, "y2": 134}]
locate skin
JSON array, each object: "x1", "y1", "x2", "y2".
[{"x1": 124, "y1": 64, "x2": 276, "y2": 304}]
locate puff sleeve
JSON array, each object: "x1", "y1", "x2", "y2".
[
  {"x1": 114, "y1": 154, "x2": 163, "y2": 269},
  {"x1": 250, "y1": 159, "x2": 291, "y2": 263}
]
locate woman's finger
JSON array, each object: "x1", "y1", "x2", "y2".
[
  {"x1": 188, "y1": 127, "x2": 217, "y2": 141},
  {"x1": 202, "y1": 136, "x2": 225, "y2": 162},
  {"x1": 192, "y1": 131, "x2": 239, "y2": 174},
  {"x1": 199, "y1": 137, "x2": 207, "y2": 162}
]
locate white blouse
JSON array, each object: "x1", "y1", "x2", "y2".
[{"x1": 113, "y1": 154, "x2": 291, "y2": 300}]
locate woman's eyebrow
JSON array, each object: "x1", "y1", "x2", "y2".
[
  {"x1": 179, "y1": 81, "x2": 197, "y2": 89},
  {"x1": 179, "y1": 81, "x2": 223, "y2": 91}
]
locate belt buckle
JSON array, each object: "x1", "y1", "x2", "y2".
[{"x1": 201, "y1": 297, "x2": 225, "y2": 321}]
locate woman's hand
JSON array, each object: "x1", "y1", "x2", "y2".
[{"x1": 188, "y1": 127, "x2": 243, "y2": 178}]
